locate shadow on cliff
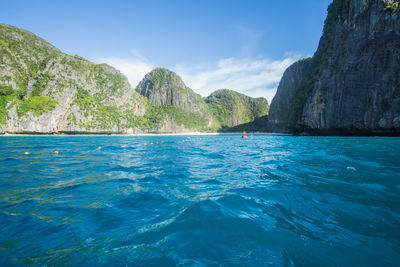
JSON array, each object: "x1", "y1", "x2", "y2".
[{"x1": 217, "y1": 115, "x2": 269, "y2": 133}]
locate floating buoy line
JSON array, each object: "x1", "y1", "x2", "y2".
[{"x1": 22, "y1": 143, "x2": 154, "y2": 155}]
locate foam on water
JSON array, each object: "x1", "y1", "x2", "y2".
[{"x1": 0, "y1": 135, "x2": 399, "y2": 266}]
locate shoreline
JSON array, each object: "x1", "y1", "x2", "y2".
[
  {"x1": 1, "y1": 132, "x2": 291, "y2": 137},
  {"x1": 2, "y1": 131, "x2": 399, "y2": 137}
]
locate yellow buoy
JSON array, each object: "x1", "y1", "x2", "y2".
[
  {"x1": 24, "y1": 152, "x2": 29, "y2": 155},
  {"x1": 54, "y1": 151, "x2": 59, "y2": 154},
  {"x1": 98, "y1": 146, "x2": 102, "y2": 150},
  {"x1": 122, "y1": 145, "x2": 126, "y2": 148}
]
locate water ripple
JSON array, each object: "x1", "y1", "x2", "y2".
[{"x1": 0, "y1": 135, "x2": 399, "y2": 266}]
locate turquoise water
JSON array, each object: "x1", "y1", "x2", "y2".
[{"x1": 0, "y1": 135, "x2": 399, "y2": 266}]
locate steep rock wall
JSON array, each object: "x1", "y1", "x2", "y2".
[
  {"x1": 302, "y1": 0, "x2": 400, "y2": 134},
  {"x1": 268, "y1": 59, "x2": 311, "y2": 132},
  {"x1": 269, "y1": 0, "x2": 400, "y2": 135}
]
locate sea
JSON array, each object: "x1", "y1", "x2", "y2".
[{"x1": 0, "y1": 134, "x2": 399, "y2": 266}]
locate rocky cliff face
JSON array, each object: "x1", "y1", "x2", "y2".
[
  {"x1": 0, "y1": 24, "x2": 148, "y2": 134},
  {"x1": 269, "y1": 0, "x2": 400, "y2": 135},
  {"x1": 205, "y1": 89, "x2": 269, "y2": 128},
  {"x1": 136, "y1": 68, "x2": 207, "y2": 114},
  {"x1": 0, "y1": 24, "x2": 272, "y2": 134},
  {"x1": 136, "y1": 70, "x2": 271, "y2": 132},
  {"x1": 135, "y1": 68, "x2": 216, "y2": 132},
  {"x1": 268, "y1": 59, "x2": 312, "y2": 132}
]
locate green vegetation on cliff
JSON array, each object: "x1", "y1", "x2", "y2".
[
  {"x1": 136, "y1": 68, "x2": 207, "y2": 112},
  {"x1": 136, "y1": 69, "x2": 270, "y2": 132},
  {"x1": 0, "y1": 24, "x2": 60, "y2": 124},
  {"x1": 0, "y1": 24, "x2": 271, "y2": 133},
  {"x1": 0, "y1": 83, "x2": 57, "y2": 123},
  {"x1": 17, "y1": 96, "x2": 57, "y2": 117},
  {"x1": 136, "y1": 68, "x2": 215, "y2": 131},
  {"x1": 384, "y1": 0, "x2": 400, "y2": 11},
  {"x1": 144, "y1": 104, "x2": 211, "y2": 131},
  {"x1": 270, "y1": 0, "x2": 400, "y2": 134},
  {"x1": 291, "y1": 0, "x2": 350, "y2": 121},
  {"x1": 205, "y1": 89, "x2": 269, "y2": 128},
  {"x1": 137, "y1": 68, "x2": 188, "y2": 95},
  {"x1": 0, "y1": 85, "x2": 20, "y2": 124},
  {"x1": 0, "y1": 23, "x2": 148, "y2": 131},
  {"x1": 0, "y1": 24, "x2": 59, "y2": 92},
  {"x1": 73, "y1": 86, "x2": 121, "y2": 130},
  {"x1": 61, "y1": 59, "x2": 143, "y2": 130}
]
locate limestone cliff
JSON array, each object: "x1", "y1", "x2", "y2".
[
  {"x1": 0, "y1": 24, "x2": 272, "y2": 134},
  {"x1": 136, "y1": 68, "x2": 207, "y2": 114},
  {"x1": 205, "y1": 89, "x2": 269, "y2": 129},
  {"x1": 269, "y1": 0, "x2": 400, "y2": 135},
  {"x1": 135, "y1": 68, "x2": 216, "y2": 131},
  {"x1": 136, "y1": 69, "x2": 271, "y2": 131},
  {"x1": 0, "y1": 24, "x2": 148, "y2": 134},
  {"x1": 268, "y1": 59, "x2": 312, "y2": 132}
]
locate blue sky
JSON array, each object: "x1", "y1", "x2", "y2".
[{"x1": 1, "y1": 0, "x2": 332, "y2": 102}]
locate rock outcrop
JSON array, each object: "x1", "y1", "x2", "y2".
[
  {"x1": 135, "y1": 68, "x2": 216, "y2": 132},
  {"x1": 136, "y1": 68, "x2": 207, "y2": 114},
  {"x1": 205, "y1": 89, "x2": 269, "y2": 128},
  {"x1": 268, "y1": 0, "x2": 400, "y2": 135},
  {"x1": 0, "y1": 24, "x2": 271, "y2": 134},
  {"x1": 0, "y1": 23, "x2": 148, "y2": 134},
  {"x1": 268, "y1": 59, "x2": 312, "y2": 132}
]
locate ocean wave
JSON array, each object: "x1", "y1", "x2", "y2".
[{"x1": 0, "y1": 135, "x2": 399, "y2": 265}]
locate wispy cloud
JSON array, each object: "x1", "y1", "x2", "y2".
[
  {"x1": 234, "y1": 24, "x2": 263, "y2": 57},
  {"x1": 94, "y1": 50, "x2": 302, "y2": 103},
  {"x1": 173, "y1": 54, "x2": 302, "y2": 103},
  {"x1": 95, "y1": 50, "x2": 154, "y2": 88}
]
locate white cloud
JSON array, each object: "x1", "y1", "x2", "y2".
[
  {"x1": 94, "y1": 51, "x2": 302, "y2": 104},
  {"x1": 95, "y1": 55, "x2": 154, "y2": 88},
  {"x1": 173, "y1": 55, "x2": 302, "y2": 103},
  {"x1": 241, "y1": 88, "x2": 279, "y2": 103}
]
